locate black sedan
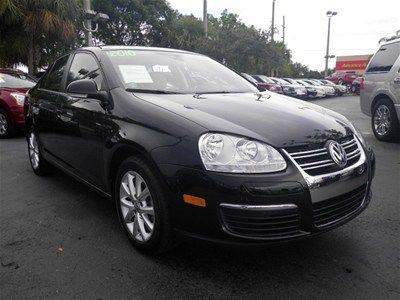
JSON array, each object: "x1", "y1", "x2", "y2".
[{"x1": 25, "y1": 46, "x2": 375, "y2": 253}]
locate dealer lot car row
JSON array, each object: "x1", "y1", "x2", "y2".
[
  {"x1": 241, "y1": 73, "x2": 348, "y2": 99},
  {"x1": 22, "y1": 46, "x2": 376, "y2": 253}
]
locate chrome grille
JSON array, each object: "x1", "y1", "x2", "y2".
[{"x1": 285, "y1": 135, "x2": 361, "y2": 176}]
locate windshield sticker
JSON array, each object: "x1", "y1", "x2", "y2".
[
  {"x1": 152, "y1": 65, "x2": 171, "y2": 73},
  {"x1": 118, "y1": 65, "x2": 153, "y2": 84},
  {"x1": 107, "y1": 50, "x2": 136, "y2": 57}
]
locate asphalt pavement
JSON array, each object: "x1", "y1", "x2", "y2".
[{"x1": 1, "y1": 95, "x2": 399, "y2": 299}]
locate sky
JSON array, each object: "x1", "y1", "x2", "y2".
[{"x1": 166, "y1": 0, "x2": 400, "y2": 71}]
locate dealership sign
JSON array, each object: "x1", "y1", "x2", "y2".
[{"x1": 336, "y1": 54, "x2": 373, "y2": 74}]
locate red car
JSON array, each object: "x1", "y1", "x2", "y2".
[
  {"x1": 325, "y1": 70, "x2": 357, "y2": 85},
  {"x1": 0, "y1": 69, "x2": 36, "y2": 138}
]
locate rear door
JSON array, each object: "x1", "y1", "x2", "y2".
[
  {"x1": 53, "y1": 51, "x2": 109, "y2": 188},
  {"x1": 32, "y1": 55, "x2": 70, "y2": 155}
]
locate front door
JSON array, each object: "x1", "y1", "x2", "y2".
[{"x1": 54, "y1": 52, "x2": 109, "y2": 189}]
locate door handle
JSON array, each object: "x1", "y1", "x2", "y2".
[{"x1": 394, "y1": 77, "x2": 400, "y2": 84}]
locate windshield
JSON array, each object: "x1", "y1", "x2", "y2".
[
  {"x1": 311, "y1": 80, "x2": 323, "y2": 86},
  {"x1": 105, "y1": 49, "x2": 258, "y2": 94},
  {"x1": 0, "y1": 73, "x2": 36, "y2": 88},
  {"x1": 257, "y1": 75, "x2": 274, "y2": 84},
  {"x1": 321, "y1": 80, "x2": 334, "y2": 86},
  {"x1": 283, "y1": 78, "x2": 296, "y2": 84},
  {"x1": 271, "y1": 78, "x2": 289, "y2": 85}
]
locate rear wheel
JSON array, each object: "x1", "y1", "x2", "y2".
[
  {"x1": 115, "y1": 156, "x2": 176, "y2": 254},
  {"x1": 27, "y1": 130, "x2": 53, "y2": 175},
  {"x1": 372, "y1": 98, "x2": 400, "y2": 142},
  {"x1": 0, "y1": 108, "x2": 15, "y2": 139}
]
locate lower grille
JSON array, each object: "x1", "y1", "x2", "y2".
[
  {"x1": 220, "y1": 205, "x2": 303, "y2": 238},
  {"x1": 312, "y1": 184, "x2": 367, "y2": 227}
]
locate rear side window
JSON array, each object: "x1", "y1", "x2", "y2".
[
  {"x1": 40, "y1": 55, "x2": 69, "y2": 91},
  {"x1": 66, "y1": 52, "x2": 104, "y2": 90},
  {"x1": 366, "y1": 42, "x2": 400, "y2": 73}
]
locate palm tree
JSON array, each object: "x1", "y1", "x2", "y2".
[{"x1": 0, "y1": 0, "x2": 81, "y2": 74}]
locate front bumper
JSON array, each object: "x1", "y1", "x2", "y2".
[{"x1": 158, "y1": 147, "x2": 375, "y2": 245}]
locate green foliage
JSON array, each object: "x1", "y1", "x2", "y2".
[
  {"x1": 92, "y1": 0, "x2": 177, "y2": 46},
  {"x1": 1, "y1": 0, "x2": 323, "y2": 77},
  {"x1": 0, "y1": 0, "x2": 82, "y2": 73}
]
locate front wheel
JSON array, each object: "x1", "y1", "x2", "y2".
[
  {"x1": 27, "y1": 130, "x2": 53, "y2": 175},
  {"x1": 372, "y1": 98, "x2": 400, "y2": 142},
  {"x1": 115, "y1": 156, "x2": 176, "y2": 254}
]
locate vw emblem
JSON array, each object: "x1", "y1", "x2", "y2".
[{"x1": 326, "y1": 140, "x2": 347, "y2": 167}]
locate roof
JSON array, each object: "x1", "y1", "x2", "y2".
[{"x1": 76, "y1": 45, "x2": 197, "y2": 55}]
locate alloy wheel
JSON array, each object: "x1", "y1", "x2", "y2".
[
  {"x1": 0, "y1": 112, "x2": 7, "y2": 135},
  {"x1": 374, "y1": 104, "x2": 391, "y2": 136},
  {"x1": 28, "y1": 132, "x2": 40, "y2": 169},
  {"x1": 119, "y1": 171, "x2": 155, "y2": 242}
]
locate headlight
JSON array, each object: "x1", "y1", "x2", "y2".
[
  {"x1": 198, "y1": 133, "x2": 287, "y2": 173},
  {"x1": 10, "y1": 92, "x2": 26, "y2": 106}
]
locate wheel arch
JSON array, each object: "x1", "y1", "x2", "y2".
[
  {"x1": 371, "y1": 93, "x2": 394, "y2": 113},
  {"x1": 106, "y1": 142, "x2": 163, "y2": 195}
]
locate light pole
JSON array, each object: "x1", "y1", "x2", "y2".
[
  {"x1": 82, "y1": 0, "x2": 109, "y2": 46},
  {"x1": 271, "y1": 0, "x2": 276, "y2": 41},
  {"x1": 203, "y1": 0, "x2": 208, "y2": 38},
  {"x1": 324, "y1": 11, "x2": 337, "y2": 77}
]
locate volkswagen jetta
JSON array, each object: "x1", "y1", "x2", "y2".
[{"x1": 25, "y1": 46, "x2": 375, "y2": 253}]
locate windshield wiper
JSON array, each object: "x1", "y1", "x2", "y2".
[{"x1": 126, "y1": 88, "x2": 183, "y2": 94}]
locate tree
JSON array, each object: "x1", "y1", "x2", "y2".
[
  {"x1": 92, "y1": 0, "x2": 177, "y2": 46},
  {"x1": 0, "y1": 0, "x2": 82, "y2": 74}
]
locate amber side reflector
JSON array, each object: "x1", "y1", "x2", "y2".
[{"x1": 183, "y1": 194, "x2": 206, "y2": 207}]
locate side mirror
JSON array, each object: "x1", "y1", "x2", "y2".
[
  {"x1": 67, "y1": 79, "x2": 98, "y2": 95},
  {"x1": 66, "y1": 79, "x2": 108, "y2": 103}
]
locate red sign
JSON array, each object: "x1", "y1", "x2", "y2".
[{"x1": 336, "y1": 60, "x2": 369, "y2": 71}]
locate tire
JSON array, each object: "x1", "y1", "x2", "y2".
[
  {"x1": 114, "y1": 156, "x2": 176, "y2": 254},
  {"x1": 0, "y1": 108, "x2": 15, "y2": 139},
  {"x1": 371, "y1": 98, "x2": 400, "y2": 142},
  {"x1": 27, "y1": 130, "x2": 54, "y2": 175}
]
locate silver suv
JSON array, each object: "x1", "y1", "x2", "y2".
[{"x1": 360, "y1": 39, "x2": 400, "y2": 141}]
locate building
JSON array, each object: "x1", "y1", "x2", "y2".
[{"x1": 335, "y1": 54, "x2": 373, "y2": 75}]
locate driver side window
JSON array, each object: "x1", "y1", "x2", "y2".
[{"x1": 67, "y1": 53, "x2": 105, "y2": 90}]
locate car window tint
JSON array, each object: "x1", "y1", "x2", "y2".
[
  {"x1": 66, "y1": 53, "x2": 104, "y2": 90},
  {"x1": 40, "y1": 55, "x2": 69, "y2": 91},
  {"x1": 366, "y1": 42, "x2": 400, "y2": 73}
]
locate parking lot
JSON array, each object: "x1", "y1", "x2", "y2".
[{"x1": 0, "y1": 95, "x2": 399, "y2": 299}]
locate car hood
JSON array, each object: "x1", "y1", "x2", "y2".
[
  {"x1": 0, "y1": 87, "x2": 30, "y2": 94},
  {"x1": 133, "y1": 92, "x2": 353, "y2": 148}
]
